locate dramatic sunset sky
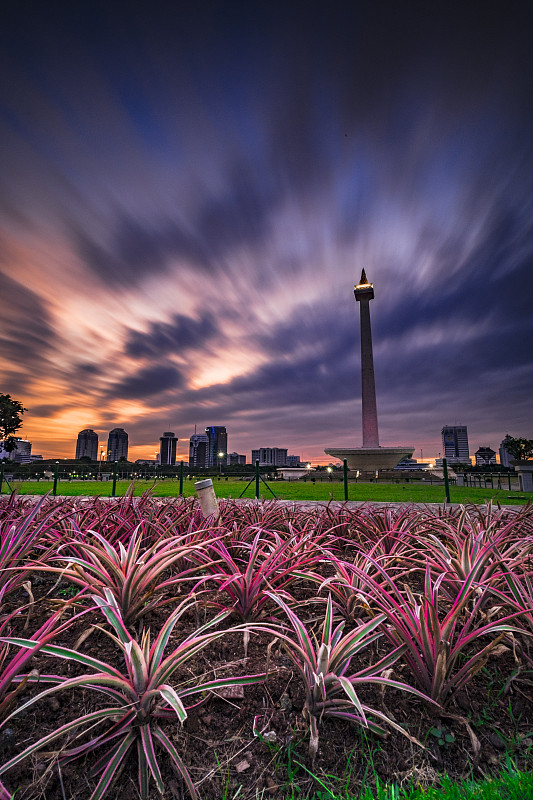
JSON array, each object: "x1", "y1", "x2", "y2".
[{"x1": 1, "y1": 1, "x2": 532, "y2": 463}]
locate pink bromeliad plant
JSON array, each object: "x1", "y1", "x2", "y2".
[
  {"x1": 349, "y1": 557, "x2": 531, "y2": 705},
  {"x1": 0, "y1": 494, "x2": 59, "y2": 605},
  {"x1": 263, "y1": 592, "x2": 435, "y2": 761},
  {"x1": 309, "y1": 551, "x2": 398, "y2": 622},
  {"x1": 0, "y1": 598, "x2": 86, "y2": 721},
  {"x1": 495, "y1": 570, "x2": 533, "y2": 663},
  {"x1": 347, "y1": 505, "x2": 440, "y2": 548},
  {"x1": 190, "y1": 530, "x2": 324, "y2": 654},
  {"x1": 409, "y1": 505, "x2": 533, "y2": 597},
  {"x1": 0, "y1": 593, "x2": 266, "y2": 800},
  {"x1": 32, "y1": 526, "x2": 219, "y2": 627}
]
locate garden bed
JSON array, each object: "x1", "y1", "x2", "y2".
[{"x1": 0, "y1": 494, "x2": 532, "y2": 799}]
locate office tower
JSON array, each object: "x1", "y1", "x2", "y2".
[
  {"x1": 75, "y1": 429, "x2": 98, "y2": 460},
  {"x1": 4, "y1": 437, "x2": 32, "y2": 463},
  {"x1": 441, "y1": 425, "x2": 470, "y2": 464},
  {"x1": 189, "y1": 433, "x2": 209, "y2": 468},
  {"x1": 499, "y1": 435, "x2": 514, "y2": 468},
  {"x1": 287, "y1": 455, "x2": 301, "y2": 467},
  {"x1": 107, "y1": 428, "x2": 129, "y2": 461},
  {"x1": 205, "y1": 426, "x2": 227, "y2": 467},
  {"x1": 251, "y1": 447, "x2": 288, "y2": 466},
  {"x1": 228, "y1": 452, "x2": 246, "y2": 465},
  {"x1": 159, "y1": 431, "x2": 178, "y2": 466},
  {"x1": 475, "y1": 447, "x2": 497, "y2": 466}
]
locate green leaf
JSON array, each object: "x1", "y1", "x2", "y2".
[
  {"x1": 140, "y1": 724, "x2": 164, "y2": 794},
  {"x1": 152, "y1": 724, "x2": 198, "y2": 800},
  {"x1": 89, "y1": 733, "x2": 135, "y2": 800},
  {"x1": 0, "y1": 708, "x2": 125, "y2": 777},
  {"x1": 158, "y1": 685, "x2": 187, "y2": 723}
]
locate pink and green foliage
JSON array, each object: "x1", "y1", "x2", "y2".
[
  {"x1": 0, "y1": 599, "x2": 84, "y2": 721},
  {"x1": 191, "y1": 530, "x2": 323, "y2": 624},
  {"x1": 33, "y1": 526, "x2": 218, "y2": 626},
  {"x1": 348, "y1": 505, "x2": 442, "y2": 547},
  {"x1": 0, "y1": 494, "x2": 533, "y2": 797},
  {"x1": 352, "y1": 557, "x2": 530, "y2": 704},
  {"x1": 411, "y1": 506, "x2": 533, "y2": 596},
  {"x1": 0, "y1": 593, "x2": 266, "y2": 800},
  {"x1": 263, "y1": 592, "x2": 434, "y2": 760},
  {"x1": 19, "y1": 491, "x2": 199, "y2": 551},
  {"x1": 495, "y1": 570, "x2": 533, "y2": 663},
  {"x1": 0, "y1": 494, "x2": 59, "y2": 605},
  {"x1": 311, "y1": 551, "x2": 397, "y2": 622},
  {"x1": 34, "y1": 489, "x2": 163, "y2": 549}
]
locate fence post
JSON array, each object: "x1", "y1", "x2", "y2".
[
  {"x1": 0, "y1": 462, "x2": 3, "y2": 494},
  {"x1": 255, "y1": 460, "x2": 260, "y2": 499},
  {"x1": 52, "y1": 461, "x2": 59, "y2": 496},
  {"x1": 343, "y1": 459, "x2": 348, "y2": 502},
  {"x1": 508, "y1": 473, "x2": 512, "y2": 491},
  {"x1": 443, "y1": 458, "x2": 451, "y2": 504},
  {"x1": 179, "y1": 460, "x2": 184, "y2": 496},
  {"x1": 112, "y1": 461, "x2": 118, "y2": 497}
]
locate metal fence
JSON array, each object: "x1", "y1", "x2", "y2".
[{"x1": 1, "y1": 458, "x2": 527, "y2": 502}]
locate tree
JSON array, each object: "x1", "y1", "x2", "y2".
[
  {"x1": 503, "y1": 436, "x2": 533, "y2": 462},
  {"x1": 0, "y1": 393, "x2": 27, "y2": 453}
]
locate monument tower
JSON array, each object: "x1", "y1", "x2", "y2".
[
  {"x1": 354, "y1": 269, "x2": 379, "y2": 447},
  {"x1": 325, "y1": 270, "x2": 413, "y2": 471}
]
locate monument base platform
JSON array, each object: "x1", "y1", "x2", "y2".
[{"x1": 324, "y1": 446, "x2": 414, "y2": 471}]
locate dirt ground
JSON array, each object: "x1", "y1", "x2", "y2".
[{"x1": 1, "y1": 565, "x2": 532, "y2": 800}]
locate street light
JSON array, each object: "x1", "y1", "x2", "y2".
[{"x1": 218, "y1": 451, "x2": 225, "y2": 474}]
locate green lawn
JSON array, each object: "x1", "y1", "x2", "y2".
[
  {"x1": 1, "y1": 478, "x2": 531, "y2": 505},
  {"x1": 345, "y1": 766, "x2": 533, "y2": 799}
]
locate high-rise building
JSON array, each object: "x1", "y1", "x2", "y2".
[
  {"x1": 475, "y1": 447, "x2": 497, "y2": 466},
  {"x1": 441, "y1": 425, "x2": 470, "y2": 464},
  {"x1": 75, "y1": 429, "x2": 98, "y2": 460},
  {"x1": 107, "y1": 428, "x2": 129, "y2": 461},
  {"x1": 159, "y1": 431, "x2": 178, "y2": 466},
  {"x1": 205, "y1": 426, "x2": 227, "y2": 467},
  {"x1": 1, "y1": 437, "x2": 32, "y2": 463},
  {"x1": 287, "y1": 455, "x2": 301, "y2": 467},
  {"x1": 251, "y1": 447, "x2": 288, "y2": 466},
  {"x1": 189, "y1": 433, "x2": 209, "y2": 468},
  {"x1": 499, "y1": 435, "x2": 514, "y2": 468},
  {"x1": 228, "y1": 452, "x2": 246, "y2": 465}
]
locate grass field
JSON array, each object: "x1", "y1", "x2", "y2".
[{"x1": 1, "y1": 478, "x2": 531, "y2": 504}]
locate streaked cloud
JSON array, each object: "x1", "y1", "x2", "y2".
[{"x1": 0, "y1": 1, "x2": 531, "y2": 461}]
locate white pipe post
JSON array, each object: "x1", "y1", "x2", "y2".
[{"x1": 194, "y1": 478, "x2": 219, "y2": 519}]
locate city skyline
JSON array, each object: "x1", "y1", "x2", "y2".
[
  {"x1": 1, "y1": 424, "x2": 520, "y2": 467},
  {"x1": 1, "y1": 2, "x2": 532, "y2": 463}
]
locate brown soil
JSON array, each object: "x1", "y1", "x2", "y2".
[{"x1": 1, "y1": 570, "x2": 532, "y2": 800}]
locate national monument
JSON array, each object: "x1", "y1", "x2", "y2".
[{"x1": 324, "y1": 270, "x2": 414, "y2": 471}]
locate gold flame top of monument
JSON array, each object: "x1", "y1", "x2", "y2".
[{"x1": 354, "y1": 268, "x2": 373, "y2": 292}]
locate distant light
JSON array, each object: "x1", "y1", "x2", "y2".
[
  {"x1": 306, "y1": 463, "x2": 311, "y2": 469},
  {"x1": 218, "y1": 451, "x2": 225, "y2": 458},
  {"x1": 327, "y1": 467, "x2": 332, "y2": 473}
]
